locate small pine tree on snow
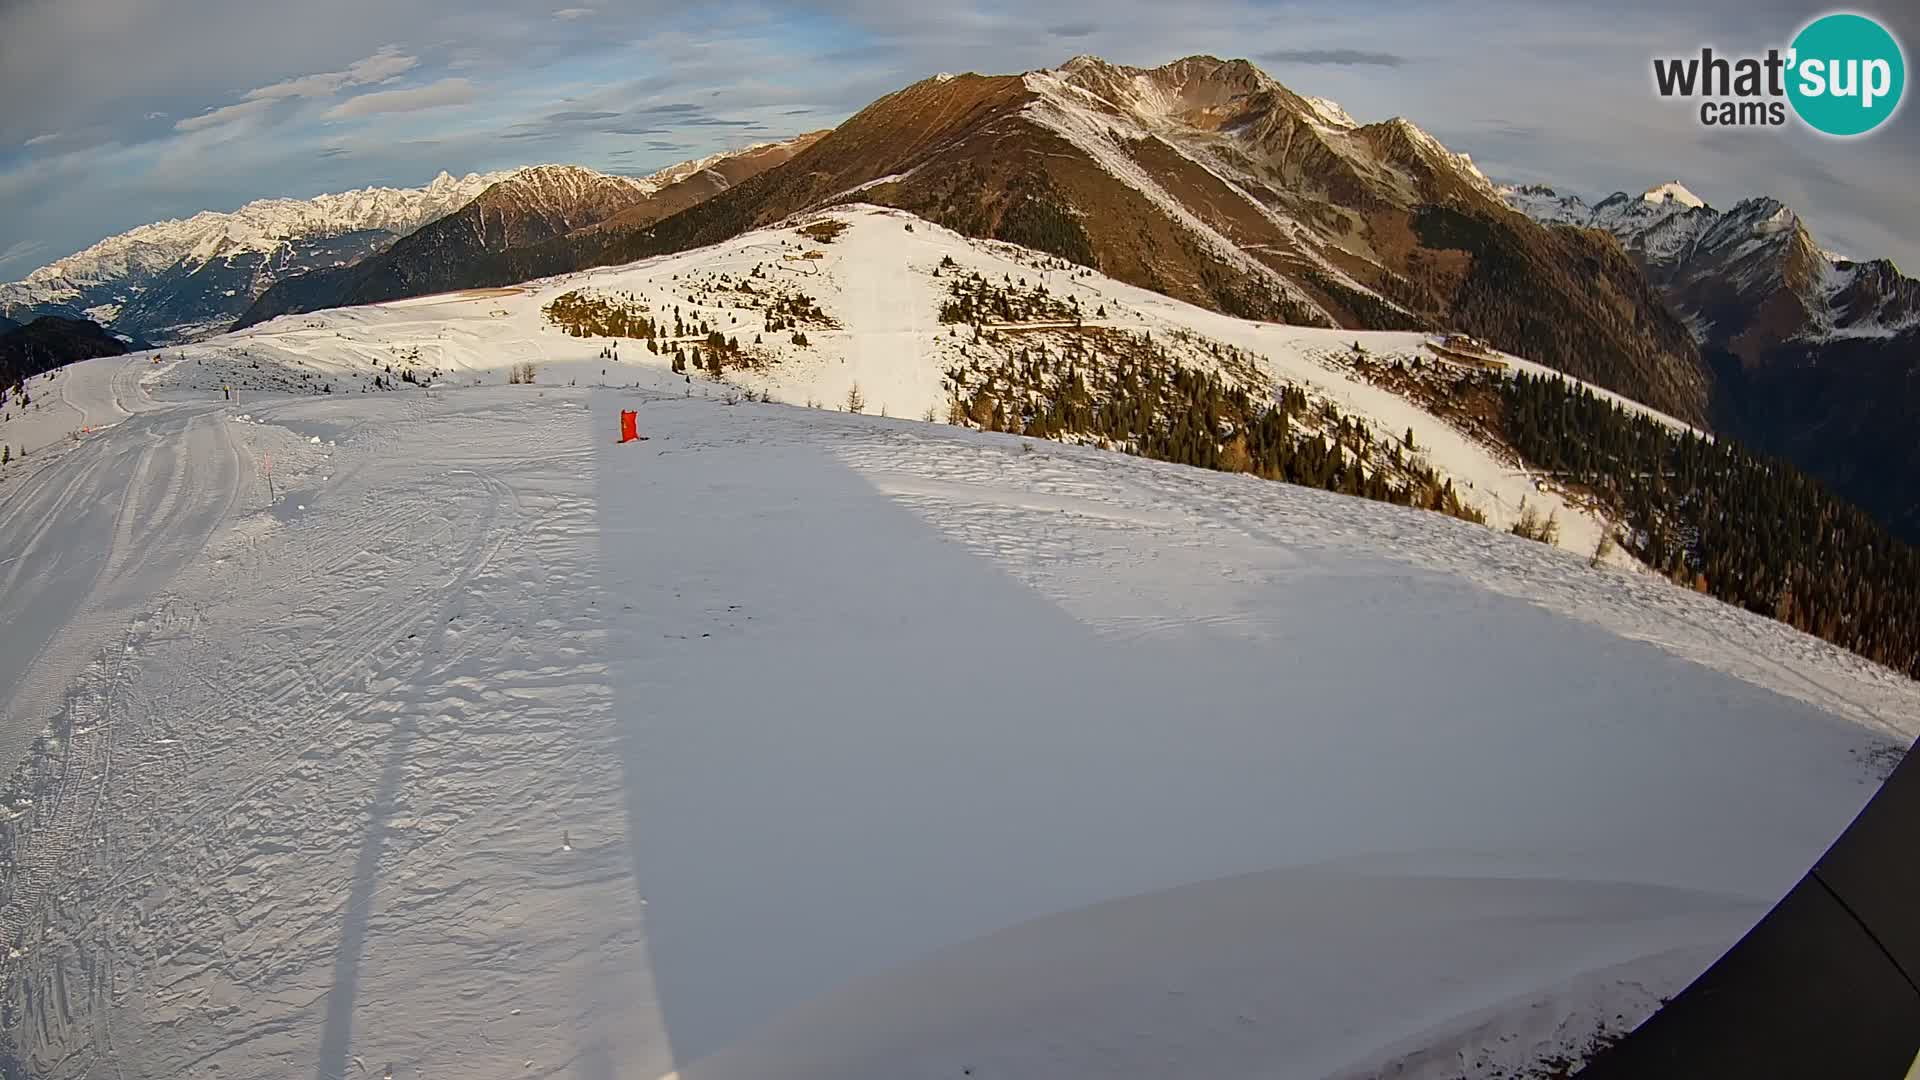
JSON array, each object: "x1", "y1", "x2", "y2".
[
  {"x1": 845, "y1": 383, "x2": 866, "y2": 414},
  {"x1": 1590, "y1": 530, "x2": 1616, "y2": 568}
]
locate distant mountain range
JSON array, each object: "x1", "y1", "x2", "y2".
[
  {"x1": 236, "y1": 134, "x2": 825, "y2": 328},
  {"x1": 5, "y1": 54, "x2": 1914, "y2": 540},
  {"x1": 0, "y1": 172, "x2": 512, "y2": 344},
  {"x1": 230, "y1": 56, "x2": 1703, "y2": 426},
  {"x1": 1504, "y1": 180, "x2": 1920, "y2": 541},
  {"x1": 0, "y1": 140, "x2": 826, "y2": 347}
]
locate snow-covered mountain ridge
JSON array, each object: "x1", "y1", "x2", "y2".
[
  {"x1": 0, "y1": 156, "x2": 763, "y2": 345},
  {"x1": 1500, "y1": 176, "x2": 1920, "y2": 544},
  {"x1": 211, "y1": 204, "x2": 1695, "y2": 564},
  {"x1": 8, "y1": 171, "x2": 512, "y2": 295},
  {"x1": 1500, "y1": 179, "x2": 1918, "y2": 344},
  {"x1": 0, "y1": 206, "x2": 1912, "y2": 1080}
]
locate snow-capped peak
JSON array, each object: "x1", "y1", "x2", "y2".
[
  {"x1": 1383, "y1": 117, "x2": 1498, "y2": 194},
  {"x1": 637, "y1": 141, "x2": 791, "y2": 188},
  {"x1": 8, "y1": 170, "x2": 514, "y2": 292},
  {"x1": 1497, "y1": 182, "x2": 1592, "y2": 226},
  {"x1": 1061, "y1": 54, "x2": 1108, "y2": 72},
  {"x1": 1302, "y1": 95, "x2": 1357, "y2": 130},
  {"x1": 1641, "y1": 181, "x2": 1705, "y2": 209}
]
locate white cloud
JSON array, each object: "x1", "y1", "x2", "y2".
[
  {"x1": 24, "y1": 132, "x2": 60, "y2": 147},
  {"x1": 0, "y1": 238, "x2": 48, "y2": 267},
  {"x1": 553, "y1": 7, "x2": 596, "y2": 19},
  {"x1": 246, "y1": 72, "x2": 357, "y2": 101},
  {"x1": 175, "y1": 98, "x2": 276, "y2": 132},
  {"x1": 145, "y1": 111, "x2": 168, "y2": 121},
  {"x1": 346, "y1": 47, "x2": 419, "y2": 84},
  {"x1": 323, "y1": 77, "x2": 476, "y2": 119},
  {"x1": 167, "y1": 46, "x2": 421, "y2": 132},
  {"x1": 245, "y1": 46, "x2": 418, "y2": 101}
]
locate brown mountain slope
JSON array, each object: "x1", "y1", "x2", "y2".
[
  {"x1": 581, "y1": 56, "x2": 1709, "y2": 422},
  {"x1": 247, "y1": 55, "x2": 1708, "y2": 423},
  {"x1": 584, "y1": 132, "x2": 829, "y2": 235},
  {"x1": 236, "y1": 137, "x2": 823, "y2": 327}
]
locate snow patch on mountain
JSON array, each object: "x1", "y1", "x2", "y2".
[
  {"x1": 1505, "y1": 178, "x2": 1920, "y2": 349},
  {"x1": 643, "y1": 138, "x2": 809, "y2": 188},
  {"x1": 1496, "y1": 183, "x2": 1591, "y2": 226},
  {"x1": 1162, "y1": 140, "x2": 1406, "y2": 310},
  {"x1": 1021, "y1": 71, "x2": 1339, "y2": 325},
  {"x1": 1642, "y1": 181, "x2": 1705, "y2": 208},
  {"x1": 497, "y1": 164, "x2": 659, "y2": 203},
  {"x1": 1383, "y1": 118, "x2": 1501, "y2": 200},
  {"x1": 1510, "y1": 181, "x2": 1716, "y2": 264},
  {"x1": 1302, "y1": 95, "x2": 1358, "y2": 130},
  {"x1": 1808, "y1": 258, "x2": 1920, "y2": 341}
]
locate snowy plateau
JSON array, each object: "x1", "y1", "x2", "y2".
[{"x1": 0, "y1": 206, "x2": 1914, "y2": 1080}]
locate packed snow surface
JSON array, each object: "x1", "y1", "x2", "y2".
[{"x1": 0, "y1": 207, "x2": 1914, "y2": 1080}]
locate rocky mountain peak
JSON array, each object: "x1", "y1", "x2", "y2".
[{"x1": 1641, "y1": 181, "x2": 1705, "y2": 208}]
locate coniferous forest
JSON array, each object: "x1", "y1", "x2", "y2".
[
  {"x1": 947, "y1": 337, "x2": 1485, "y2": 526},
  {"x1": 1500, "y1": 370, "x2": 1920, "y2": 678}
]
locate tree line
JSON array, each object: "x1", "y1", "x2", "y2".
[
  {"x1": 1500, "y1": 370, "x2": 1920, "y2": 678},
  {"x1": 946, "y1": 336, "x2": 1483, "y2": 525}
]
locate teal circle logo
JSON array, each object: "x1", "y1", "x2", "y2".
[{"x1": 1787, "y1": 12, "x2": 1905, "y2": 136}]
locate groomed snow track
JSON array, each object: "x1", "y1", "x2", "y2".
[{"x1": 0, "y1": 217, "x2": 1916, "y2": 1078}]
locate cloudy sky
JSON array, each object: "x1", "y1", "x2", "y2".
[{"x1": 1, "y1": 0, "x2": 1915, "y2": 278}]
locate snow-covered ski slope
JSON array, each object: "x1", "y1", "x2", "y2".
[
  {"x1": 196, "y1": 204, "x2": 1696, "y2": 561},
  {"x1": 0, "y1": 208, "x2": 1914, "y2": 1079}
]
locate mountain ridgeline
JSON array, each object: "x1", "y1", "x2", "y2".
[
  {"x1": 1507, "y1": 181, "x2": 1920, "y2": 543},
  {"x1": 0, "y1": 172, "x2": 512, "y2": 344},
  {"x1": 236, "y1": 136, "x2": 826, "y2": 328},
  {"x1": 233, "y1": 57, "x2": 1707, "y2": 428},
  {"x1": 9, "y1": 53, "x2": 1916, "y2": 630}
]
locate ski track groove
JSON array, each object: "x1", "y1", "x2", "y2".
[
  {"x1": 0, "y1": 321, "x2": 1913, "y2": 1079},
  {"x1": 0, "y1": 394, "x2": 604, "y2": 1078}
]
